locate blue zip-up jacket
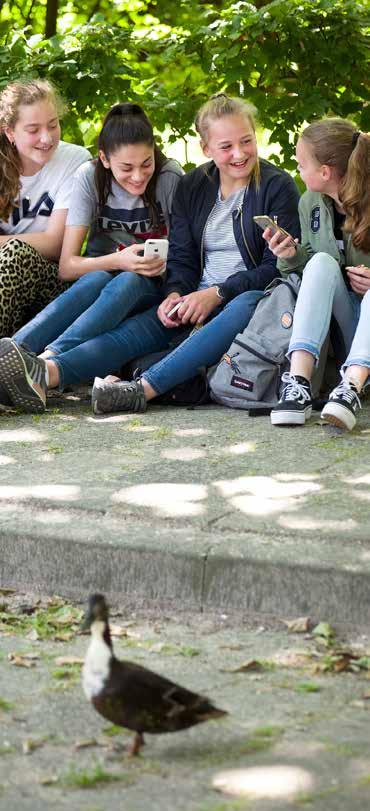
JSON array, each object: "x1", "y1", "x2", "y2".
[{"x1": 163, "y1": 158, "x2": 300, "y2": 303}]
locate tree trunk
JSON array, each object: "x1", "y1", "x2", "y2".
[{"x1": 45, "y1": 0, "x2": 58, "y2": 38}]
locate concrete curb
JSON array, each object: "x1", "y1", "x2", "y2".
[{"x1": 2, "y1": 527, "x2": 370, "y2": 624}]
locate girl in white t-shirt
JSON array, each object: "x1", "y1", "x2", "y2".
[
  {"x1": 0, "y1": 79, "x2": 90, "y2": 335},
  {"x1": 13, "y1": 102, "x2": 182, "y2": 359}
]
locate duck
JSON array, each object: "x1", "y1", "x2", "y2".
[{"x1": 82, "y1": 593, "x2": 227, "y2": 756}]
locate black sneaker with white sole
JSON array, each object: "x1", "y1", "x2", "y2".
[
  {"x1": 92, "y1": 377, "x2": 147, "y2": 415},
  {"x1": 0, "y1": 338, "x2": 47, "y2": 413},
  {"x1": 320, "y1": 377, "x2": 361, "y2": 431},
  {"x1": 270, "y1": 372, "x2": 313, "y2": 426}
]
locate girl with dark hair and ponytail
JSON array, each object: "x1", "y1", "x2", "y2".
[
  {"x1": 0, "y1": 79, "x2": 90, "y2": 336},
  {"x1": 11, "y1": 102, "x2": 182, "y2": 360},
  {"x1": 266, "y1": 118, "x2": 370, "y2": 431}
]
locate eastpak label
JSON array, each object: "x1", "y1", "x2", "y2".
[{"x1": 231, "y1": 375, "x2": 254, "y2": 391}]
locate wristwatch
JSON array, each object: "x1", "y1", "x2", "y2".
[{"x1": 215, "y1": 286, "x2": 225, "y2": 302}]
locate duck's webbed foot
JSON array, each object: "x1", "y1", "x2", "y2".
[{"x1": 127, "y1": 731, "x2": 145, "y2": 757}]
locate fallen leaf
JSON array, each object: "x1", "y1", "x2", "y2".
[
  {"x1": 221, "y1": 659, "x2": 266, "y2": 673},
  {"x1": 74, "y1": 738, "x2": 98, "y2": 750},
  {"x1": 312, "y1": 622, "x2": 335, "y2": 641},
  {"x1": 53, "y1": 632, "x2": 74, "y2": 642},
  {"x1": 51, "y1": 610, "x2": 76, "y2": 626},
  {"x1": 22, "y1": 738, "x2": 45, "y2": 754},
  {"x1": 54, "y1": 656, "x2": 84, "y2": 667},
  {"x1": 283, "y1": 617, "x2": 311, "y2": 633},
  {"x1": 39, "y1": 775, "x2": 59, "y2": 786},
  {"x1": 8, "y1": 653, "x2": 38, "y2": 668},
  {"x1": 0, "y1": 588, "x2": 15, "y2": 596}
]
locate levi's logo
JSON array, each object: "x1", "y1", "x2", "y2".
[{"x1": 231, "y1": 375, "x2": 254, "y2": 391}]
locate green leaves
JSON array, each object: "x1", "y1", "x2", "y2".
[{"x1": 0, "y1": 0, "x2": 368, "y2": 164}]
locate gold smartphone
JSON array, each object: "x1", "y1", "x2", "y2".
[{"x1": 253, "y1": 215, "x2": 296, "y2": 248}]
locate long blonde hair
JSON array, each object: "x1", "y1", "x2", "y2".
[
  {"x1": 301, "y1": 118, "x2": 370, "y2": 252},
  {"x1": 0, "y1": 79, "x2": 64, "y2": 222},
  {"x1": 195, "y1": 94, "x2": 260, "y2": 187}
]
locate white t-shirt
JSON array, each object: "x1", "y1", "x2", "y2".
[
  {"x1": 66, "y1": 158, "x2": 183, "y2": 257},
  {"x1": 0, "y1": 141, "x2": 91, "y2": 235}
]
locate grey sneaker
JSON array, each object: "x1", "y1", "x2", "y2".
[
  {"x1": 270, "y1": 372, "x2": 312, "y2": 426},
  {"x1": 0, "y1": 338, "x2": 47, "y2": 413},
  {"x1": 92, "y1": 377, "x2": 147, "y2": 415},
  {"x1": 321, "y1": 377, "x2": 361, "y2": 431}
]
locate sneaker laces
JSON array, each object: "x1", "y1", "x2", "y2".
[
  {"x1": 280, "y1": 372, "x2": 311, "y2": 403},
  {"x1": 330, "y1": 375, "x2": 361, "y2": 410}
]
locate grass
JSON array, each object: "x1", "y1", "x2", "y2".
[
  {"x1": 61, "y1": 762, "x2": 134, "y2": 789},
  {"x1": 51, "y1": 663, "x2": 82, "y2": 688},
  {"x1": 0, "y1": 602, "x2": 82, "y2": 639},
  {"x1": 0, "y1": 698, "x2": 14, "y2": 711},
  {"x1": 295, "y1": 682, "x2": 321, "y2": 693},
  {"x1": 0, "y1": 744, "x2": 16, "y2": 756}
]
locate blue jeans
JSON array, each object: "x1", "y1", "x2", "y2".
[
  {"x1": 289, "y1": 252, "x2": 370, "y2": 372},
  {"x1": 38, "y1": 289, "x2": 262, "y2": 389},
  {"x1": 14, "y1": 271, "x2": 162, "y2": 355},
  {"x1": 143, "y1": 289, "x2": 263, "y2": 394}
]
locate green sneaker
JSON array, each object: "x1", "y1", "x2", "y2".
[
  {"x1": 92, "y1": 377, "x2": 147, "y2": 415},
  {"x1": 0, "y1": 338, "x2": 47, "y2": 413}
]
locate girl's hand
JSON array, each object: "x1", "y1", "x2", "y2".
[
  {"x1": 174, "y1": 288, "x2": 220, "y2": 326},
  {"x1": 115, "y1": 243, "x2": 165, "y2": 276},
  {"x1": 157, "y1": 293, "x2": 183, "y2": 327},
  {"x1": 346, "y1": 265, "x2": 370, "y2": 295},
  {"x1": 263, "y1": 226, "x2": 299, "y2": 259}
]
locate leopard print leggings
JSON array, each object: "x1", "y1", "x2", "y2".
[{"x1": 0, "y1": 238, "x2": 68, "y2": 337}]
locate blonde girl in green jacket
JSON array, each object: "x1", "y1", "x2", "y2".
[{"x1": 264, "y1": 118, "x2": 370, "y2": 431}]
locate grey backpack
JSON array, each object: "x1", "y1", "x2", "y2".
[{"x1": 208, "y1": 275, "x2": 301, "y2": 410}]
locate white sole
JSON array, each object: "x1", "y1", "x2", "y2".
[
  {"x1": 321, "y1": 402, "x2": 355, "y2": 431},
  {"x1": 271, "y1": 406, "x2": 312, "y2": 426}
]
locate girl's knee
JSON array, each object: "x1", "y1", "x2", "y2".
[
  {"x1": 303, "y1": 253, "x2": 342, "y2": 287},
  {"x1": 305, "y1": 252, "x2": 340, "y2": 275},
  {"x1": 77, "y1": 270, "x2": 112, "y2": 291}
]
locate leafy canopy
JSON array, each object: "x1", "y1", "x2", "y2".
[{"x1": 0, "y1": 0, "x2": 368, "y2": 167}]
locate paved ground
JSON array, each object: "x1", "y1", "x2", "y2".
[
  {"x1": 1, "y1": 391, "x2": 370, "y2": 809},
  {"x1": 1, "y1": 591, "x2": 370, "y2": 811},
  {"x1": 0, "y1": 389, "x2": 370, "y2": 624}
]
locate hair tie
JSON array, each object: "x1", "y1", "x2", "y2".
[{"x1": 352, "y1": 130, "x2": 361, "y2": 148}]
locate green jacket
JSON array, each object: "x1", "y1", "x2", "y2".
[{"x1": 278, "y1": 191, "x2": 370, "y2": 278}]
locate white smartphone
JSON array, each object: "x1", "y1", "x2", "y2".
[
  {"x1": 144, "y1": 238, "x2": 169, "y2": 261},
  {"x1": 253, "y1": 215, "x2": 297, "y2": 248},
  {"x1": 167, "y1": 301, "x2": 182, "y2": 318}
]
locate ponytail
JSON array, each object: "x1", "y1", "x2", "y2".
[
  {"x1": 95, "y1": 102, "x2": 168, "y2": 231},
  {"x1": 341, "y1": 132, "x2": 370, "y2": 252}
]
